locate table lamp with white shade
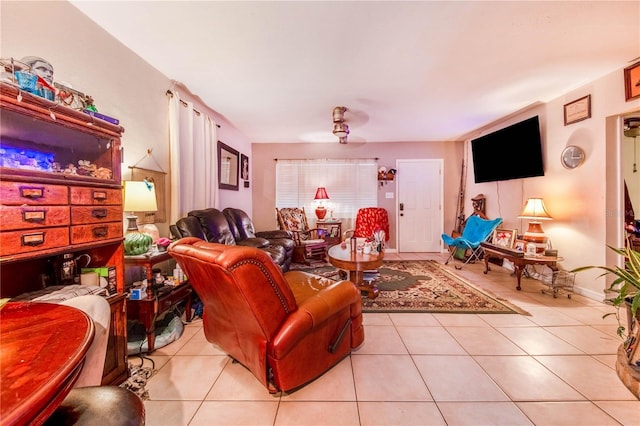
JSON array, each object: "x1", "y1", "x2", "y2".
[
  {"x1": 518, "y1": 197, "x2": 552, "y2": 253},
  {"x1": 123, "y1": 180, "x2": 157, "y2": 255}
]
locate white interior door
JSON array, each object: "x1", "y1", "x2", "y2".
[{"x1": 397, "y1": 159, "x2": 443, "y2": 252}]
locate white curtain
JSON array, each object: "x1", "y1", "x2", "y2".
[
  {"x1": 168, "y1": 90, "x2": 218, "y2": 224},
  {"x1": 276, "y1": 158, "x2": 378, "y2": 229}
]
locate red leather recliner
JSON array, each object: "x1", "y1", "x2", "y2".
[{"x1": 168, "y1": 237, "x2": 364, "y2": 393}]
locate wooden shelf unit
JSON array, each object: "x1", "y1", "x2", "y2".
[{"x1": 0, "y1": 82, "x2": 128, "y2": 384}]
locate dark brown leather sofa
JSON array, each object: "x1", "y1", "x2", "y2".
[
  {"x1": 171, "y1": 208, "x2": 293, "y2": 271},
  {"x1": 168, "y1": 238, "x2": 364, "y2": 393},
  {"x1": 223, "y1": 207, "x2": 294, "y2": 271}
]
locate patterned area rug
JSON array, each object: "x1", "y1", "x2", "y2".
[{"x1": 291, "y1": 260, "x2": 525, "y2": 314}]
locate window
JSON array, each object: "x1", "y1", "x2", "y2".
[{"x1": 276, "y1": 159, "x2": 378, "y2": 221}]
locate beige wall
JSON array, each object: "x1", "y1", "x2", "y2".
[
  {"x1": 1, "y1": 1, "x2": 253, "y2": 236},
  {"x1": 463, "y1": 70, "x2": 640, "y2": 299},
  {"x1": 251, "y1": 141, "x2": 463, "y2": 250}
]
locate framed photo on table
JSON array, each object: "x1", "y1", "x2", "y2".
[
  {"x1": 513, "y1": 239, "x2": 526, "y2": 252},
  {"x1": 624, "y1": 60, "x2": 640, "y2": 102},
  {"x1": 492, "y1": 229, "x2": 516, "y2": 248}
]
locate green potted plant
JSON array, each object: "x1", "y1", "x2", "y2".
[{"x1": 573, "y1": 243, "x2": 640, "y2": 339}]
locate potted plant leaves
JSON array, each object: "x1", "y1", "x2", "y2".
[{"x1": 572, "y1": 243, "x2": 640, "y2": 339}]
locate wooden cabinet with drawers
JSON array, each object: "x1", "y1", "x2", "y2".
[{"x1": 0, "y1": 82, "x2": 128, "y2": 384}]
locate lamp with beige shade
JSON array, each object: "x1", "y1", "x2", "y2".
[
  {"x1": 518, "y1": 197, "x2": 552, "y2": 253},
  {"x1": 123, "y1": 180, "x2": 158, "y2": 255}
]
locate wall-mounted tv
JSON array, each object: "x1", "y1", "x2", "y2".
[{"x1": 471, "y1": 116, "x2": 544, "y2": 183}]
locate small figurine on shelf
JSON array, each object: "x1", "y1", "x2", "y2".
[
  {"x1": 84, "y1": 95, "x2": 98, "y2": 112},
  {"x1": 20, "y1": 56, "x2": 54, "y2": 85},
  {"x1": 81, "y1": 95, "x2": 121, "y2": 125},
  {"x1": 19, "y1": 56, "x2": 56, "y2": 100}
]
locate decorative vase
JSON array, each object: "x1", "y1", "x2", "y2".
[{"x1": 124, "y1": 231, "x2": 152, "y2": 255}]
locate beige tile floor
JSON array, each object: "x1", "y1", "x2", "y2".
[{"x1": 133, "y1": 252, "x2": 640, "y2": 425}]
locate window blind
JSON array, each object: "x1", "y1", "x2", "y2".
[{"x1": 276, "y1": 159, "x2": 378, "y2": 221}]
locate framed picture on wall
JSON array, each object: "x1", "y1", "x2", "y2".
[
  {"x1": 241, "y1": 154, "x2": 249, "y2": 181},
  {"x1": 130, "y1": 167, "x2": 166, "y2": 223},
  {"x1": 218, "y1": 141, "x2": 239, "y2": 191},
  {"x1": 624, "y1": 60, "x2": 640, "y2": 101},
  {"x1": 563, "y1": 94, "x2": 591, "y2": 125}
]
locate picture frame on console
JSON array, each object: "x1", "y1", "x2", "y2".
[
  {"x1": 492, "y1": 229, "x2": 516, "y2": 248},
  {"x1": 513, "y1": 239, "x2": 526, "y2": 252}
]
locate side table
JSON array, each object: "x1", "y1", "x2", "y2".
[
  {"x1": 316, "y1": 220, "x2": 342, "y2": 246},
  {"x1": 327, "y1": 243, "x2": 384, "y2": 299},
  {"x1": 126, "y1": 283, "x2": 193, "y2": 353},
  {"x1": 124, "y1": 251, "x2": 193, "y2": 353},
  {"x1": 124, "y1": 250, "x2": 174, "y2": 297}
]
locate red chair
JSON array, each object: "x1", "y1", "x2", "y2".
[{"x1": 344, "y1": 207, "x2": 390, "y2": 242}]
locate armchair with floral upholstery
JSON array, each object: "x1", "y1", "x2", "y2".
[{"x1": 276, "y1": 207, "x2": 327, "y2": 264}]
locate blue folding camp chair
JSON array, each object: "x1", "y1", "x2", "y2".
[{"x1": 441, "y1": 216, "x2": 503, "y2": 269}]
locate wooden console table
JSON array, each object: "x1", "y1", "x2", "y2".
[{"x1": 480, "y1": 242, "x2": 561, "y2": 291}]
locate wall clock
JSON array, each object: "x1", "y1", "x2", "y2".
[{"x1": 561, "y1": 145, "x2": 585, "y2": 169}]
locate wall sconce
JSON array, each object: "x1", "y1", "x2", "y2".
[
  {"x1": 518, "y1": 197, "x2": 552, "y2": 252},
  {"x1": 314, "y1": 187, "x2": 330, "y2": 220},
  {"x1": 123, "y1": 180, "x2": 158, "y2": 255}
]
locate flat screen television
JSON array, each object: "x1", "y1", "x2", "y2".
[{"x1": 471, "y1": 116, "x2": 544, "y2": 183}]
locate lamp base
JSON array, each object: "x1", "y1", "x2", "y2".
[
  {"x1": 315, "y1": 206, "x2": 327, "y2": 220},
  {"x1": 123, "y1": 215, "x2": 152, "y2": 255},
  {"x1": 523, "y1": 221, "x2": 547, "y2": 253},
  {"x1": 141, "y1": 223, "x2": 160, "y2": 243}
]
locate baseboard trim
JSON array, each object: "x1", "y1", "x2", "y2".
[{"x1": 572, "y1": 285, "x2": 606, "y2": 303}]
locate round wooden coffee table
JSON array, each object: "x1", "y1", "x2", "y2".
[{"x1": 327, "y1": 244, "x2": 384, "y2": 299}]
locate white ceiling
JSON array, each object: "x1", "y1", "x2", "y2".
[{"x1": 70, "y1": 1, "x2": 639, "y2": 144}]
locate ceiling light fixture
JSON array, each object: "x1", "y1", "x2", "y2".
[
  {"x1": 332, "y1": 106, "x2": 349, "y2": 143},
  {"x1": 332, "y1": 106, "x2": 346, "y2": 123},
  {"x1": 333, "y1": 122, "x2": 350, "y2": 144}
]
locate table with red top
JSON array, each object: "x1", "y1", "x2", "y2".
[{"x1": 0, "y1": 302, "x2": 94, "y2": 426}]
